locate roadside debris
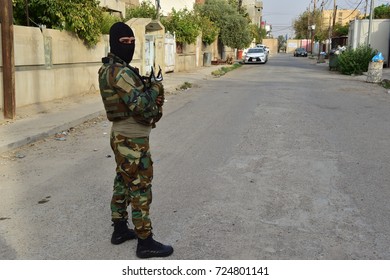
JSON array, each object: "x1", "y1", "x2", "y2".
[
  {"x1": 177, "y1": 82, "x2": 193, "y2": 91},
  {"x1": 54, "y1": 131, "x2": 67, "y2": 141}
]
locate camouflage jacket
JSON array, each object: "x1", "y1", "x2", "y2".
[{"x1": 98, "y1": 53, "x2": 163, "y2": 126}]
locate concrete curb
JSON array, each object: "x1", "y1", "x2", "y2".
[{"x1": 0, "y1": 110, "x2": 105, "y2": 154}]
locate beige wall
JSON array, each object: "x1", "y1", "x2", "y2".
[
  {"x1": 262, "y1": 38, "x2": 278, "y2": 55},
  {"x1": 322, "y1": 9, "x2": 361, "y2": 30},
  {"x1": 0, "y1": 25, "x2": 107, "y2": 111},
  {"x1": 175, "y1": 35, "x2": 201, "y2": 72}
]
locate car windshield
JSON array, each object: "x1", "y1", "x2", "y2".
[
  {"x1": 248, "y1": 48, "x2": 264, "y2": 53},
  {"x1": 296, "y1": 48, "x2": 306, "y2": 51}
]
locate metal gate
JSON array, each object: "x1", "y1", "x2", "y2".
[
  {"x1": 165, "y1": 32, "x2": 176, "y2": 73},
  {"x1": 145, "y1": 35, "x2": 155, "y2": 75}
]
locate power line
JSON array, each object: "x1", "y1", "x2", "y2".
[{"x1": 342, "y1": 0, "x2": 364, "y2": 19}]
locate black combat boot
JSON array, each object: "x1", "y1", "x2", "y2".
[
  {"x1": 136, "y1": 235, "x2": 174, "y2": 258},
  {"x1": 111, "y1": 220, "x2": 137, "y2": 245}
]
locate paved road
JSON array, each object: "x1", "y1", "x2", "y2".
[{"x1": 1, "y1": 54, "x2": 389, "y2": 259}]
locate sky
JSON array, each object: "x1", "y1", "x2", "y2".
[{"x1": 261, "y1": 0, "x2": 390, "y2": 38}]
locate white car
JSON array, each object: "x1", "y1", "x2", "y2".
[
  {"x1": 256, "y1": 44, "x2": 270, "y2": 54},
  {"x1": 244, "y1": 48, "x2": 268, "y2": 64}
]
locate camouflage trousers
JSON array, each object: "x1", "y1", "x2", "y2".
[{"x1": 110, "y1": 131, "x2": 153, "y2": 239}]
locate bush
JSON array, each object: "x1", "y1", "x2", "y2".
[
  {"x1": 12, "y1": 0, "x2": 103, "y2": 47},
  {"x1": 211, "y1": 63, "x2": 242, "y2": 77},
  {"x1": 338, "y1": 45, "x2": 377, "y2": 75},
  {"x1": 100, "y1": 13, "x2": 121, "y2": 34},
  {"x1": 124, "y1": 1, "x2": 159, "y2": 20},
  {"x1": 161, "y1": 8, "x2": 200, "y2": 45}
]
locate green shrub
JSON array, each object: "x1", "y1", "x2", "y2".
[
  {"x1": 100, "y1": 13, "x2": 121, "y2": 34},
  {"x1": 211, "y1": 63, "x2": 242, "y2": 77},
  {"x1": 178, "y1": 82, "x2": 192, "y2": 90},
  {"x1": 338, "y1": 45, "x2": 377, "y2": 75}
]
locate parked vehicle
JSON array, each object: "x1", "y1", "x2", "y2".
[
  {"x1": 244, "y1": 47, "x2": 268, "y2": 64},
  {"x1": 294, "y1": 48, "x2": 308, "y2": 57},
  {"x1": 256, "y1": 44, "x2": 269, "y2": 54}
]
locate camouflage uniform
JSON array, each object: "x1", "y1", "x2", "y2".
[
  {"x1": 98, "y1": 53, "x2": 163, "y2": 239},
  {"x1": 110, "y1": 133, "x2": 153, "y2": 238}
]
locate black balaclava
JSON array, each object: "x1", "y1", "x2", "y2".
[{"x1": 109, "y1": 22, "x2": 135, "y2": 64}]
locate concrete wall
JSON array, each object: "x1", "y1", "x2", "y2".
[
  {"x1": 175, "y1": 35, "x2": 201, "y2": 72},
  {"x1": 349, "y1": 19, "x2": 390, "y2": 67},
  {"x1": 262, "y1": 38, "x2": 278, "y2": 55},
  {"x1": 0, "y1": 25, "x2": 107, "y2": 112},
  {"x1": 286, "y1": 39, "x2": 312, "y2": 53}
]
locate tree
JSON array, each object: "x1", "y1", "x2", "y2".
[
  {"x1": 374, "y1": 4, "x2": 390, "y2": 19},
  {"x1": 160, "y1": 8, "x2": 200, "y2": 45},
  {"x1": 277, "y1": 35, "x2": 286, "y2": 52},
  {"x1": 293, "y1": 9, "x2": 322, "y2": 40},
  {"x1": 197, "y1": 16, "x2": 220, "y2": 45},
  {"x1": 195, "y1": 0, "x2": 252, "y2": 49},
  {"x1": 124, "y1": 1, "x2": 160, "y2": 21},
  {"x1": 12, "y1": 0, "x2": 103, "y2": 47},
  {"x1": 220, "y1": 14, "x2": 252, "y2": 49},
  {"x1": 250, "y1": 24, "x2": 262, "y2": 44},
  {"x1": 292, "y1": 10, "x2": 310, "y2": 39},
  {"x1": 333, "y1": 23, "x2": 349, "y2": 37}
]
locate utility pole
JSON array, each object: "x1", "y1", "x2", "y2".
[
  {"x1": 155, "y1": 0, "x2": 160, "y2": 20},
  {"x1": 307, "y1": 4, "x2": 311, "y2": 42},
  {"x1": 364, "y1": 0, "x2": 368, "y2": 18},
  {"x1": 312, "y1": 0, "x2": 317, "y2": 54},
  {"x1": 319, "y1": 0, "x2": 324, "y2": 56},
  {"x1": 367, "y1": 0, "x2": 374, "y2": 46},
  {"x1": 332, "y1": 1, "x2": 337, "y2": 32},
  {"x1": 25, "y1": 0, "x2": 30, "y2": 26},
  {"x1": 1, "y1": 0, "x2": 16, "y2": 119},
  {"x1": 326, "y1": 0, "x2": 337, "y2": 51}
]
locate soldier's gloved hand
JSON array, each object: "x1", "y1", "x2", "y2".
[
  {"x1": 150, "y1": 82, "x2": 164, "y2": 107},
  {"x1": 154, "y1": 82, "x2": 165, "y2": 107},
  {"x1": 142, "y1": 76, "x2": 151, "y2": 88},
  {"x1": 156, "y1": 94, "x2": 165, "y2": 107}
]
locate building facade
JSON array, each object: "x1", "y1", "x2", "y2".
[
  {"x1": 156, "y1": 0, "x2": 197, "y2": 15},
  {"x1": 322, "y1": 9, "x2": 361, "y2": 29},
  {"x1": 99, "y1": 0, "x2": 128, "y2": 17},
  {"x1": 242, "y1": 0, "x2": 263, "y2": 27}
]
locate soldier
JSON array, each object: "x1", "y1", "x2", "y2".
[{"x1": 98, "y1": 22, "x2": 173, "y2": 258}]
